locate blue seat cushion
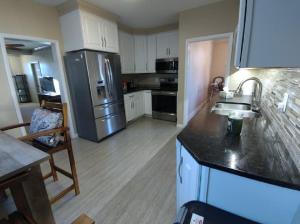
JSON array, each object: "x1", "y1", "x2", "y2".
[{"x1": 29, "y1": 108, "x2": 63, "y2": 147}]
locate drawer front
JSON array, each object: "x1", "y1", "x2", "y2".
[
  {"x1": 95, "y1": 113, "x2": 126, "y2": 140},
  {"x1": 94, "y1": 102, "x2": 124, "y2": 119}
]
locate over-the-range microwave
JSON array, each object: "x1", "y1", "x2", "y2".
[{"x1": 156, "y1": 58, "x2": 178, "y2": 74}]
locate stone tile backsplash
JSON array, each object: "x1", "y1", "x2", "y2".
[{"x1": 229, "y1": 69, "x2": 300, "y2": 170}]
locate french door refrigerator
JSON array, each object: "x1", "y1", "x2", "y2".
[{"x1": 64, "y1": 50, "x2": 126, "y2": 142}]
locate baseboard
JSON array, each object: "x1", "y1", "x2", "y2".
[
  {"x1": 71, "y1": 133, "x2": 78, "y2": 139},
  {"x1": 186, "y1": 99, "x2": 209, "y2": 124},
  {"x1": 176, "y1": 123, "x2": 184, "y2": 128}
]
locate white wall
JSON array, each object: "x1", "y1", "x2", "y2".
[
  {"x1": 187, "y1": 40, "x2": 213, "y2": 120},
  {"x1": 21, "y1": 47, "x2": 58, "y2": 103},
  {"x1": 7, "y1": 54, "x2": 23, "y2": 75},
  {"x1": 0, "y1": 50, "x2": 21, "y2": 137},
  {"x1": 7, "y1": 47, "x2": 58, "y2": 104}
]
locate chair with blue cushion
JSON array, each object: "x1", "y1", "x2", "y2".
[{"x1": 0, "y1": 101, "x2": 80, "y2": 204}]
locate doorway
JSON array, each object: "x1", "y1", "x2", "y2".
[
  {"x1": 183, "y1": 33, "x2": 233, "y2": 125},
  {"x1": 0, "y1": 34, "x2": 76, "y2": 137}
]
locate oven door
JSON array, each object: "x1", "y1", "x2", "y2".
[{"x1": 152, "y1": 91, "x2": 177, "y2": 121}]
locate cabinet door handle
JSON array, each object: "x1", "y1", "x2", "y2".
[
  {"x1": 101, "y1": 36, "x2": 104, "y2": 47},
  {"x1": 178, "y1": 156, "x2": 183, "y2": 184},
  {"x1": 168, "y1": 48, "x2": 170, "y2": 56},
  {"x1": 105, "y1": 37, "x2": 107, "y2": 48},
  {"x1": 166, "y1": 48, "x2": 168, "y2": 56}
]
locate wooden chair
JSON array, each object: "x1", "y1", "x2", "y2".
[{"x1": 0, "y1": 101, "x2": 80, "y2": 204}]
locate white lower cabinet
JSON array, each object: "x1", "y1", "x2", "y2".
[
  {"x1": 144, "y1": 90, "x2": 152, "y2": 116},
  {"x1": 124, "y1": 90, "x2": 151, "y2": 122},
  {"x1": 176, "y1": 140, "x2": 201, "y2": 212},
  {"x1": 176, "y1": 140, "x2": 300, "y2": 224}
]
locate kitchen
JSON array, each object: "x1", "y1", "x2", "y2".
[
  {"x1": 61, "y1": 8, "x2": 179, "y2": 141},
  {"x1": 0, "y1": 0, "x2": 300, "y2": 223}
]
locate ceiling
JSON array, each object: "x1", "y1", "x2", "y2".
[
  {"x1": 5, "y1": 38, "x2": 51, "y2": 51},
  {"x1": 34, "y1": 0, "x2": 222, "y2": 28}
]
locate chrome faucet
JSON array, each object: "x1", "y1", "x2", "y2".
[{"x1": 234, "y1": 77, "x2": 262, "y2": 111}]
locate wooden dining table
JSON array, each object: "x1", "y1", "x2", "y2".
[{"x1": 0, "y1": 131, "x2": 56, "y2": 223}]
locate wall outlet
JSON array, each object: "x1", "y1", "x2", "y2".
[{"x1": 190, "y1": 213, "x2": 204, "y2": 224}]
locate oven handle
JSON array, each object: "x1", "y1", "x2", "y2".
[{"x1": 151, "y1": 91, "x2": 177, "y2": 96}]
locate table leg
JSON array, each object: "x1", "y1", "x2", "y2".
[{"x1": 10, "y1": 165, "x2": 55, "y2": 224}]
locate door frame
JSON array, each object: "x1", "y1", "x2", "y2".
[
  {"x1": 0, "y1": 33, "x2": 77, "y2": 138},
  {"x1": 182, "y1": 32, "x2": 234, "y2": 126}
]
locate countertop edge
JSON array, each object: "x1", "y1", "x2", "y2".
[{"x1": 177, "y1": 136, "x2": 300, "y2": 192}]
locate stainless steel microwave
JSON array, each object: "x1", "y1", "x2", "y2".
[{"x1": 156, "y1": 58, "x2": 178, "y2": 74}]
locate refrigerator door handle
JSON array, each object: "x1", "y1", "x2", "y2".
[
  {"x1": 106, "y1": 58, "x2": 114, "y2": 98},
  {"x1": 104, "y1": 59, "x2": 113, "y2": 98}
]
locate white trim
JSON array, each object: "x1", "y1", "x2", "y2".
[
  {"x1": 0, "y1": 33, "x2": 77, "y2": 138},
  {"x1": 0, "y1": 38, "x2": 26, "y2": 135},
  {"x1": 183, "y1": 32, "x2": 234, "y2": 126}
]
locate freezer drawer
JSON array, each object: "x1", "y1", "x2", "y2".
[
  {"x1": 94, "y1": 102, "x2": 124, "y2": 119},
  {"x1": 95, "y1": 113, "x2": 126, "y2": 140}
]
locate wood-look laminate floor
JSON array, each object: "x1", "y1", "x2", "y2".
[{"x1": 45, "y1": 117, "x2": 179, "y2": 223}]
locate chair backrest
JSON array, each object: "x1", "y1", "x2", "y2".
[{"x1": 41, "y1": 101, "x2": 68, "y2": 128}]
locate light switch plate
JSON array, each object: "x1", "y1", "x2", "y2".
[{"x1": 190, "y1": 213, "x2": 204, "y2": 224}]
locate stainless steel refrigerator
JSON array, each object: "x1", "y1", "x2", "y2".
[{"x1": 64, "y1": 50, "x2": 126, "y2": 142}]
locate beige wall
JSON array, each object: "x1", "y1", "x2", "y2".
[
  {"x1": 210, "y1": 40, "x2": 229, "y2": 80},
  {"x1": 0, "y1": 0, "x2": 63, "y2": 136},
  {"x1": 177, "y1": 0, "x2": 239, "y2": 125},
  {"x1": 57, "y1": 0, "x2": 119, "y2": 22},
  {"x1": 187, "y1": 41, "x2": 213, "y2": 120}
]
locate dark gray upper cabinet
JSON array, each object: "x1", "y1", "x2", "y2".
[{"x1": 235, "y1": 0, "x2": 300, "y2": 68}]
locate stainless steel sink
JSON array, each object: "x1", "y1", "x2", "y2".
[{"x1": 211, "y1": 102, "x2": 260, "y2": 118}]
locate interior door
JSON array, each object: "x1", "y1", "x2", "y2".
[{"x1": 85, "y1": 51, "x2": 112, "y2": 106}]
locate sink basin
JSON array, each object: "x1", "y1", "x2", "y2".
[
  {"x1": 211, "y1": 102, "x2": 260, "y2": 118},
  {"x1": 214, "y1": 103, "x2": 251, "y2": 110}
]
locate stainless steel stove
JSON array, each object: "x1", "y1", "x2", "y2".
[{"x1": 151, "y1": 78, "x2": 177, "y2": 122}]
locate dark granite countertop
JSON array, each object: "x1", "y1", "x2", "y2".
[
  {"x1": 123, "y1": 87, "x2": 160, "y2": 94},
  {"x1": 123, "y1": 86, "x2": 178, "y2": 94},
  {"x1": 177, "y1": 96, "x2": 300, "y2": 191}
]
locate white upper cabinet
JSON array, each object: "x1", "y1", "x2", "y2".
[
  {"x1": 147, "y1": 34, "x2": 157, "y2": 73},
  {"x1": 120, "y1": 33, "x2": 157, "y2": 74},
  {"x1": 119, "y1": 30, "x2": 177, "y2": 74},
  {"x1": 134, "y1": 35, "x2": 148, "y2": 73},
  {"x1": 60, "y1": 10, "x2": 119, "y2": 53},
  {"x1": 235, "y1": 0, "x2": 300, "y2": 68},
  {"x1": 103, "y1": 19, "x2": 119, "y2": 53},
  {"x1": 156, "y1": 30, "x2": 178, "y2": 59},
  {"x1": 168, "y1": 30, "x2": 179, "y2": 58},
  {"x1": 119, "y1": 30, "x2": 135, "y2": 74}
]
